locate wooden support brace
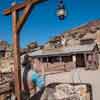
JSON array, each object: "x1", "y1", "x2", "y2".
[{"x1": 17, "y1": 3, "x2": 32, "y2": 33}]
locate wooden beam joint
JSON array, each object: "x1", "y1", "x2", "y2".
[{"x1": 3, "y1": 0, "x2": 46, "y2": 15}]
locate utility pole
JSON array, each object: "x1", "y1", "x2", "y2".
[{"x1": 3, "y1": 0, "x2": 46, "y2": 100}]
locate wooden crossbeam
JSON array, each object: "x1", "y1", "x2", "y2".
[{"x1": 3, "y1": 0, "x2": 43, "y2": 15}]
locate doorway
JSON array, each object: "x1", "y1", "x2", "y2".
[{"x1": 76, "y1": 54, "x2": 85, "y2": 67}]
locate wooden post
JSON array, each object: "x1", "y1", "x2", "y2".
[
  {"x1": 12, "y1": 3, "x2": 21, "y2": 100},
  {"x1": 72, "y1": 55, "x2": 76, "y2": 68},
  {"x1": 84, "y1": 54, "x2": 87, "y2": 69},
  {"x1": 59, "y1": 56, "x2": 62, "y2": 63},
  {"x1": 46, "y1": 57, "x2": 49, "y2": 68}
]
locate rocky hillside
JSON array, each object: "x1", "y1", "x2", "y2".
[
  {"x1": 63, "y1": 19, "x2": 100, "y2": 45},
  {"x1": 45, "y1": 19, "x2": 100, "y2": 49}
]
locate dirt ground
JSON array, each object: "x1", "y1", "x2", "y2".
[{"x1": 45, "y1": 68, "x2": 100, "y2": 100}]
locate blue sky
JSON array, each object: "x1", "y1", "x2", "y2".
[{"x1": 0, "y1": 0, "x2": 100, "y2": 48}]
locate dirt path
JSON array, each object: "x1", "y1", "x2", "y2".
[{"x1": 45, "y1": 68, "x2": 100, "y2": 100}]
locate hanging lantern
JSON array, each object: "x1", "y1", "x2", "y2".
[{"x1": 56, "y1": 0, "x2": 67, "y2": 20}]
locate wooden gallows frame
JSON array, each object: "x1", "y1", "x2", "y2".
[{"x1": 3, "y1": 0, "x2": 46, "y2": 100}]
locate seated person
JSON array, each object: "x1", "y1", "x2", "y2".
[{"x1": 21, "y1": 55, "x2": 45, "y2": 100}]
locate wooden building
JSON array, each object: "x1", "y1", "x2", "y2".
[{"x1": 28, "y1": 43, "x2": 99, "y2": 72}]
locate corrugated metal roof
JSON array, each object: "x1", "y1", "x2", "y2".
[{"x1": 29, "y1": 43, "x2": 97, "y2": 57}]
